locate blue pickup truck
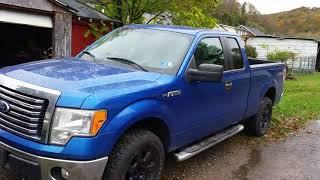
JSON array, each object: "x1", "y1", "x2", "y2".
[{"x1": 0, "y1": 24, "x2": 285, "y2": 180}]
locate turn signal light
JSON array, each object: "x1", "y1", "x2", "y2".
[{"x1": 90, "y1": 111, "x2": 107, "y2": 135}]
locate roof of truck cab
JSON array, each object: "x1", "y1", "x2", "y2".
[{"x1": 127, "y1": 24, "x2": 238, "y2": 36}]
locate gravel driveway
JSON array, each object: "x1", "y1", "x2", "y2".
[
  {"x1": 162, "y1": 120, "x2": 320, "y2": 180},
  {"x1": 1, "y1": 121, "x2": 320, "y2": 180}
]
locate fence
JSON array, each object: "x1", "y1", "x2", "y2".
[{"x1": 288, "y1": 56, "x2": 317, "y2": 74}]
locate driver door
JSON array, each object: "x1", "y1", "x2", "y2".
[{"x1": 174, "y1": 37, "x2": 235, "y2": 145}]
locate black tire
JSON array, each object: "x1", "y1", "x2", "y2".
[
  {"x1": 104, "y1": 129, "x2": 165, "y2": 180},
  {"x1": 246, "y1": 97, "x2": 273, "y2": 136}
]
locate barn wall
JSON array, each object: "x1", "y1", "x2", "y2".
[
  {"x1": 71, "y1": 22, "x2": 96, "y2": 56},
  {"x1": 247, "y1": 37, "x2": 319, "y2": 59},
  {"x1": 71, "y1": 20, "x2": 113, "y2": 56}
]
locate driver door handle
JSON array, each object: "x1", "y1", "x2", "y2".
[{"x1": 225, "y1": 81, "x2": 233, "y2": 90}]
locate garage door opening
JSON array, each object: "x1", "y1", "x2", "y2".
[{"x1": 0, "y1": 22, "x2": 52, "y2": 68}]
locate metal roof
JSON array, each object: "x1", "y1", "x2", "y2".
[
  {"x1": 239, "y1": 25, "x2": 266, "y2": 36},
  {"x1": 253, "y1": 35, "x2": 320, "y2": 42},
  {"x1": 50, "y1": 0, "x2": 119, "y2": 22}
]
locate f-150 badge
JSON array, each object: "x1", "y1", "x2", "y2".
[{"x1": 163, "y1": 90, "x2": 182, "y2": 98}]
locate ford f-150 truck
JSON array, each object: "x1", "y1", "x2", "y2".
[{"x1": 0, "y1": 24, "x2": 285, "y2": 180}]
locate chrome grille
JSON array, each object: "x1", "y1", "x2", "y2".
[{"x1": 0, "y1": 85, "x2": 48, "y2": 141}]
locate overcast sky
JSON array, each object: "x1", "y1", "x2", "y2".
[{"x1": 238, "y1": 0, "x2": 320, "y2": 14}]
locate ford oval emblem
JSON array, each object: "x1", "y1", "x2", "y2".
[{"x1": 0, "y1": 100, "x2": 10, "y2": 113}]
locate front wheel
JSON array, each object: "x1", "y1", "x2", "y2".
[
  {"x1": 104, "y1": 129, "x2": 164, "y2": 180},
  {"x1": 246, "y1": 97, "x2": 273, "y2": 136}
]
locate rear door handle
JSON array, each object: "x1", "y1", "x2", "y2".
[{"x1": 225, "y1": 81, "x2": 233, "y2": 90}]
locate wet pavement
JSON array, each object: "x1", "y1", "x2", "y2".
[
  {"x1": 162, "y1": 120, "x2": 320, "y2": 180},
  {"x1": 1, "y1": 121, "x2": 320, "y2": 180}
]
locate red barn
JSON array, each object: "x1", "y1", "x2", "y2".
[
  {"x1": 56, "y1": 0, "x2": 119, "y2": 56},
  {"x1": 0, "y1": 0, "x2": 120, "y2": 68}
]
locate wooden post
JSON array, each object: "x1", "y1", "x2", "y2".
[
  {"x1": 299, "y1": 58, "x2": 302, "y2": 73},
  {"x1": 308, "y1": 57, "x2": 310, "y2": 73},
  {"x1": 52, "y1": 12, "x2": 72, "y2": 58}
]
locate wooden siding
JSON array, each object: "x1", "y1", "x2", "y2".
[{"x1": 247, "y1": 37, "x2": 319, "y2": 59}]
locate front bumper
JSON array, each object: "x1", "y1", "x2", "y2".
[{"x1": 0, "y1": 141, "x2": 108, "y2": 180}]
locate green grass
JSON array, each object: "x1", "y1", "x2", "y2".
[
  {"x1": 234, "y1": 73, "x2": 320, "y2": 143},
  {"x1": 266, "y1": 72, "x2": 320, "y2": 141}
]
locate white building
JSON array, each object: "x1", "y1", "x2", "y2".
[
  {"x1": 246, "y1": 36, "x2": 319, "y2": 59},
  {"x1": 247, "y1": 36, "x2": 320, "y2": 72},
  {"x1": 216, "y1": 24, "x2": 320, "y2": 71}
]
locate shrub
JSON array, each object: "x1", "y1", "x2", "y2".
[
  {"x1": 267, "y1": 49, "x2": 298, "y2": 78},
  {"x1": 267, "y1": 49, "x2": 297, "y2": 63},
  {"x1": 245, "y1": 45, "x2": 258, "y2": 58}
]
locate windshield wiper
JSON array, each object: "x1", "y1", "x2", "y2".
[
  {"x1": 82, "y1": 51, "x2": 96, "y2": 61},
  {"x1": 106, "y1": 57, "x2": 148, "y2": 72}
]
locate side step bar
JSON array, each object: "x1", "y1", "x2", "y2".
[{"x1": 174, "y1": 124, "x2": 244, "y2": 162}]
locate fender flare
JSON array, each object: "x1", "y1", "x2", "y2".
[
  {"x1": 101, "y1": 99, "x2": 176, "y2": 152},
  {"x1": 259, "y1": 78, "x2": 278, "y2": 102}
]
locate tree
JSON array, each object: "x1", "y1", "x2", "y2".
[
  {"x1": 91, "y1": 0, "x2": 169, "y2": 24},
  {"x1": 158, "y1": 0, "x2": 218, "y2": 28},
  {"x1": 245, "y1": 45, "x2": 258, "y2": 58},
  {"x1": 84, "y1": 23, "x2": 111, "y2": 39},
  {"x1": 212, "y1": 0, "x2": 242, "y2": 26},
  {"x1": 79, "y1": 0, "x2": 219, "y2": 41},
  {"x1": 83, "y1": 0, "x2": 219, "y2": 28}
]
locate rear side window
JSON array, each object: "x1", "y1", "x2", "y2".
[
  {"x1": 226, "y1": 38, "x2": 244, "y2": 70},
  {"x1": 194, "y1": 38, "x2": 225, "y2": 69}
]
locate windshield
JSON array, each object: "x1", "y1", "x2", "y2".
[{"x1": 78, "y1": 27, "x2": 193, "y2": 74}]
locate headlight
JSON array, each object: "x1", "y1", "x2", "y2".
[{"x1": 50, "y1": 108, "x2": 107, "y2": 145}]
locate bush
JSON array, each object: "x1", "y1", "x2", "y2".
[
  {"x1": 267, "y1": 49, "x2": 297, "y2": 63},
  {"x1": 267, "y1": 49, "x2": 298, "y2": 78},
  {"x1": 245, "y1": 45, "x2": 258, "y2": 58}
]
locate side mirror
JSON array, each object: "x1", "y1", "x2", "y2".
[{"x1": 186, "y1": 64, "x2": 223, "y2": 82}]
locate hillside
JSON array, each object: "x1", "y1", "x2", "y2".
[{"x1": 252, "y1": 7, "x2": 320, "y2": 39}]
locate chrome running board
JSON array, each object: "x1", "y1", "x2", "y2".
[{"x1": 174, "y1": 124, "x2": 244, "y2": 162}]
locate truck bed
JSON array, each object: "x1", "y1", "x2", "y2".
[
  {"x1": 245, "y1": 58, "x2": 285, "y2": 119},
  {"x1": 249, "y1": 58, "x2": 276, "y2": 65},
  {"x1": 249, "y1": 58, "x2": 284, "y2": 69}
]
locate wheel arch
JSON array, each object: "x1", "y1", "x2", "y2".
[
  {"x1": 124, "y1": 117, "x2": 171, "y2": 152},
  {"x1": 264, "y1": 86, "x2": 276, "y2": 104}
]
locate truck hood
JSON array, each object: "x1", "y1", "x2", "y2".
[{"x1": 0, "y1": 58, "x2": 162, "y2": 108}]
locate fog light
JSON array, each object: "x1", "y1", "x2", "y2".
[
  {"x1": 61, "y1": 168, "x2": 70, "y2": 179},
  {"x1": 51, "y1": 167, "x2": 70, "y2": 180}
]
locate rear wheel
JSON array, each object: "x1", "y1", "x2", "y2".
[
  {"x1": 246, "y1": 97, "x2": 273, "y2": 136},
  {"x1": 104, "y1": 129, "x2": 164, "y2": 180}
]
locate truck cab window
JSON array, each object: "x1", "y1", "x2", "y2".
[
  {"x1": 226, "y1": 38, "x2": 244, "y2": 70},
  {"x1": 194, "y1": 38, "x2": 225, "y2": 69}
]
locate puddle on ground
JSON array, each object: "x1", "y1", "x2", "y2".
[
  {"x1": 314, "y1": 120, "x2": 320, "y2": 126},
  {"x1": 232, "y1": 148, "x2": 262, "y2": 179}
]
